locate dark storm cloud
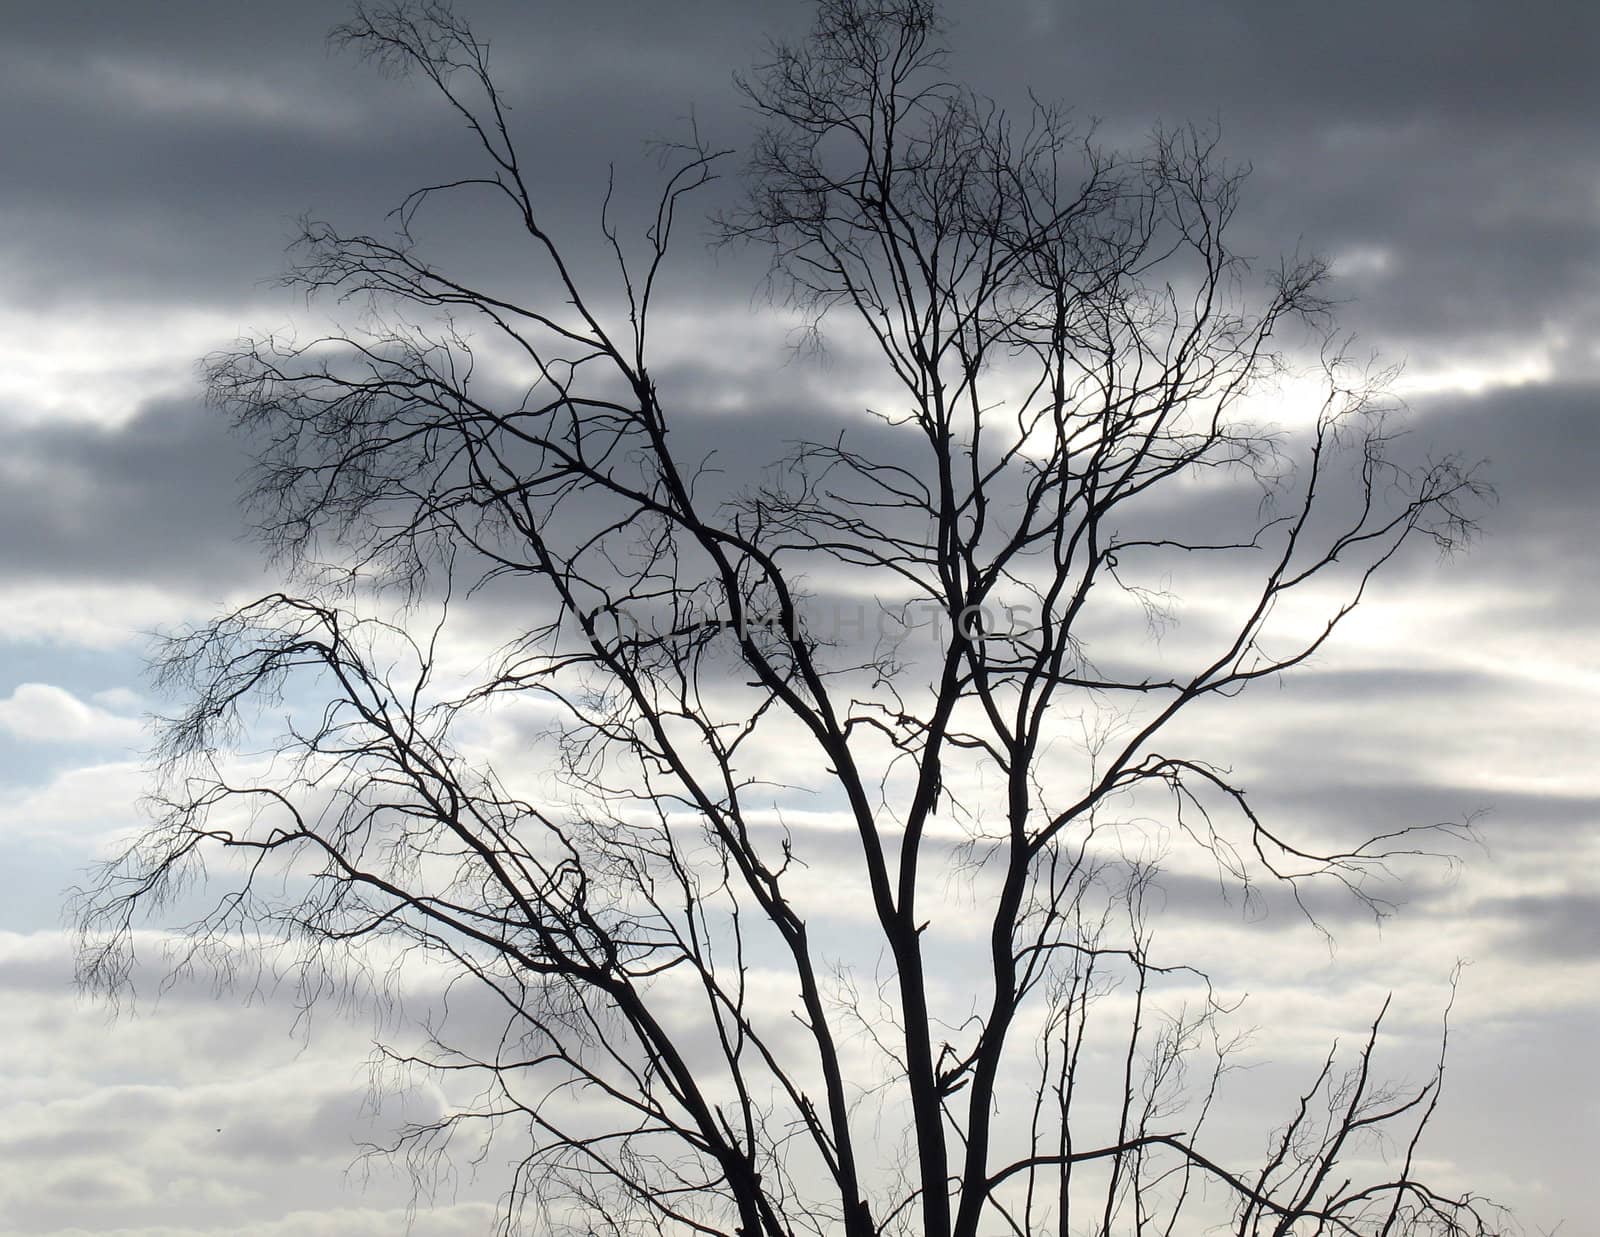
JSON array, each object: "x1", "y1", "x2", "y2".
[
  {"x1": 4, "y1": 0, "x2": 1594, "y2": 360},
  {"x1": 0, "y1": 1, "x2": 780, "y2": 308},
  {"x1": 0, "y1": 4, "x2": 376, "y2": 306},
  {"x1": 951, "y1": 2, "x2": 1600, "y2": 357},
  {"x1": 1400, "y1": 381, "x2": 1600, "y2": 614},
  {"x1": 0, "y1": 397, "x2": 252, "y2": 584},
  {"x1": 963, "y1": 1, "x2": 1600, "y2": 130},
  {"x1": 1414, "y1": 381, "x2": 1600, "y2": 532}
]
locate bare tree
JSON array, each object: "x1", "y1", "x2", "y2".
[{"x1": 76, "y1": 2, "x2": 1510, "y2": 1235}]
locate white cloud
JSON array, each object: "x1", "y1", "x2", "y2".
[
  {"x1": 90, "y1": 688, "x2": 145, "y2": 714},
  {"x1": 0, "y1": 931, "x2": 502, "y2": 1237},
  {"x1": 0, "y1": 1205, "x2": 500, "y2": 1237},
  {"x1": 0, "y1": 684, "x2": 142, "y2": 746},
  {"x1": 0, "y1": 300, "x2": 238, "y2": 428},
  {"x1": 0, "y1": 760, "x2": 144, "y2": 843},
  {"x1": 0, "y1": 581, "x2": 221, "y2": 649}
]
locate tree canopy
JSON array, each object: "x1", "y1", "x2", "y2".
[{"x1": 75, "y1": 3, "x2": 1506, "y2": 1235}]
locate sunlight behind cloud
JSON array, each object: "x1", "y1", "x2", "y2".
[
  {"x1": 1396, "y1": 351, "x2": 1556, "y2": 396},
  {"x1": 0, "y1": 303, "x2": 243, "y2": 427}
]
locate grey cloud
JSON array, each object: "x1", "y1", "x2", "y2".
[
  {"x1": 2, "y1": 0, "x2": 1594, "y2": 362},
  {"x1": 0, "y1": 397, "x2": 253, "y2": 586},
  {"x1": 0, "y1": 1, "x2": 774, "y2": 310},
  {"x1": 1381, "y1": 381, "x2": 1600, "y2": 617},
  {"x1": 1472, "y1": 889, "x2": 1600, "y2": 962},
  {"x1": 961, "y1": 1, "x2": 1600, "y2": 130},
  {"x1": 1412, "y1": 382, "x2": 1600, "y2": 531},
  {"x1": 1073, "y1": 378, "x2": 1600, "y2": 626},
  {"x1": 1111, "y1": 864, "x2": 1422, "y2": 940},
  {"x1": 0, "y1": 936, "x2": 490, "y2": 1232},
  {"x1": 2, "y1": 2, "x2": 1596, "y2": 1231},
  {"x1": 1259, "y1": 778, "x2": 1600, "y2": 842},
  {"x1": 1267, "y1": 665, "x2": 1506, "y2": 706}
]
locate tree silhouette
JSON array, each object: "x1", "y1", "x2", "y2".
[{"x1": 76, "y1": 2, "x2": 1510, "y2": 1234}]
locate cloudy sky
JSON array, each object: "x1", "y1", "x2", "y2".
[{"x1": 1, "y1": 1, "x2": 1596, "y2": 1233}]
